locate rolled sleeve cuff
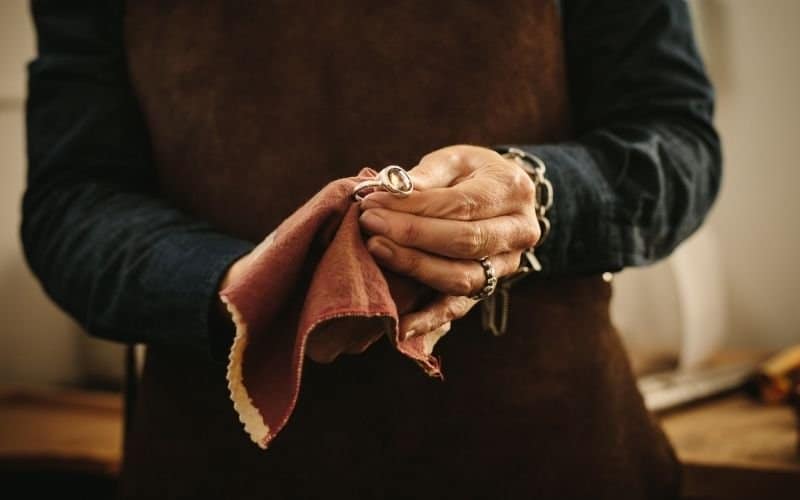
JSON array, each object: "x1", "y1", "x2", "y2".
[
  {"x1": 130, "y1": 232, "x2": 253, "y2": 360},
  {"x1": 494, "y1": 143, "x2": 623, "y2": 276}
]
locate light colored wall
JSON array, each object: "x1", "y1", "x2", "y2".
[
  {"x1": 0, "y1": 0, "x2": 797, "y2": 386},
  {"x1": 0, "y1": 1, "x2": 122, "y2": 386},
  {"x1": 0, "y1": 1, "x2": 76, "y2": 385},
  {"x1": 612, "y1": 0, "x2": 800, "y2": 363},
  {"x1": 692, "y1": 0, "x2": 800, "y2": 349}
]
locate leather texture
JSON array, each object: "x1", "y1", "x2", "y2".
[{"x1": 119, "y1": 1, "x2": 680, "y2": 498}]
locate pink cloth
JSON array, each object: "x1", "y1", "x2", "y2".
[{"x1": 221, "y1": 169, "x2": 442, "y2": 448}]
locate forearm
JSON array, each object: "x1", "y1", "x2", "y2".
[
  {"x1": 25, "y1": 1, "x2": 254, "y2": 356},
  {"x1": 500, "y1": 0, "x2": 721, "y2": 275},
  {"x1": 21, "y1": 178, "x2": 253, "y2": 354},
  {"x1": 501, "y1": 116, "x2": 720, "y2": 275}
]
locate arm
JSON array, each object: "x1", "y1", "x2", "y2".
[
  {"x1": 357, "y1": 0, "x2": 721, "y2": 337},
  {"x1": 502, "y1": 0, "x2": 721, "y2": 274},
  {"x1": 22, "y1": 1, "x2": 253, "y2": 356}
]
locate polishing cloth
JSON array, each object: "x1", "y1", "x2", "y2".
[{"x1": 221, "y1": 168, "x2": 445, "y2": 449}]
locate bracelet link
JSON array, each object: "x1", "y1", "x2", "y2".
[
  {"x1": 481, "y1": 147, "x2": 554, "y2": 336},
  {"x1": 502, "y1": 147, "x2": 553, "y2": 246}
]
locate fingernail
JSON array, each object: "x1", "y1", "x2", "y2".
[
  {"x1": 367, "y1": 239, "x2": 393, "y2": 260},
  {"x1": 401, "y1": 329, "x2": 416, "y2": 341},
  {"x1": 360, "y1": 210, "x2": 388, "y2": 235}
]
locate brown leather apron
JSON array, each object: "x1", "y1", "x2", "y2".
[{"x1": 120, "y1": 1, "x2": 680, "y2": 498}]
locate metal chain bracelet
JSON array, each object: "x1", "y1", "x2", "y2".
[
  {"x1": 502, "y1": 146, "x2": 553, "y2": 248},
  {"x1": 480, "y1": 147, "x2": 554, "y2": 336}
]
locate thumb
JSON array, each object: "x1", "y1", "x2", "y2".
[
  {"x1": 407, "y1": 149, "x2": 473, "y2": 190},
  {"x1": 359, "y1": 150, "x2": 470, "y2": 210}
]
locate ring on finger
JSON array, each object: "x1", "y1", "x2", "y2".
[{"x1": 469, "y1": 256, "x2": 498, "y2": 301}]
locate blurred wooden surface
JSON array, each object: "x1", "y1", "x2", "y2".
[
  {"x1": 0, "y1": 386, "x2": 122, "y2": 476},
  {"x1": 661, "y1": 393, "x2": 800, "y2": 499},
  {"x1": 1, "y1": 385, "x2": 798, "y2": 499}
]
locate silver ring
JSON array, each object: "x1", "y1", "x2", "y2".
[
  {"x1": 353, "y1": 165, "x2": 414, "y2": 201},
  {"x1": 469, "y1": 256, "x2": 498, "y2": 301}
]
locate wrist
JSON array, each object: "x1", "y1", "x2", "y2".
[{"x1": 499, "y1": 147, "x2": 553, "y2": 246}]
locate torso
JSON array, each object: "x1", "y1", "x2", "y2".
[
  {"x1": 125, "y1": 0, "x2": 569, "y2": 241},
  {"x1": 119, "y1": 2, "x2": 679, "y2": 498}
]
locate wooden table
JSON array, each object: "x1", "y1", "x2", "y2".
[
  {"x1": 0, "y1": 386, "x2": 122, "y2": 477},
  {"x1": 1, "y1": 386, "x2": 798, "y2": 498},
  {"x1": 660, "y1": 393, "x2": 800, "y2": 499}
]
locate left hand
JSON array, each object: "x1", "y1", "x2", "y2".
[{"x1": 358, "y1": 144, "x2": 541, "y2": 339}]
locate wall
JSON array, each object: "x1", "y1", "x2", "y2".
[
  {"x1": 693, "y1": 0, "x2": 800, "y2": 348},
  {"x1": 0, "y1": 1, "x2": 122, "y2": 386},
  {"x1": 611, "y1": 0, "x2": 800, "y2": 365}
]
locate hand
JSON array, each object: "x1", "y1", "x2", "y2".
[{"x1": 358, "y1": 144, "x2": 541, "y2": 338}]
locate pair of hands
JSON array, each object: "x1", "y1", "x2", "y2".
[
  {"x1": 352, "y1": 144, "x2": 541, "y2": 355},
  {"x1": 222, "y1": 145, "x2": 541, "y2": 361}
]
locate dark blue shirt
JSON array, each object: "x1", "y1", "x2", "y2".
[{"x1": 22, "y1": 0, "x2": 721, "y2": 356}]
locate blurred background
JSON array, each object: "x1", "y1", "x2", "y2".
[{"x1": 4, "y1": 0, "x2": 797, "y2": 388}]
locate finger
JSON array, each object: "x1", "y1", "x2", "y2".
[
  {"x1": 405, "y1": 146, "x2": 477, "y2": 190},
  {"x1": 434, "y1": 321, "x2": 452, "y2": 337},
  {"x1": 399, "y1": 295, "x2": 477, "y2": 340},
  {"x1": 360, "y1": 208, "x2": 539, "y2": 259},
  {"x1": 360, "y1": 145, "x2": 496, "y2": 212},
  {"x1": 410, "y1": 321, "x2": 451, "y2": 356},
  {"x1": 367, "y1": 236, "x2": 521, "y2": 296},
  {"x1": 361, "y1": 161, "x2": 534, "y2": 220},
  {"x1": 405, "y1": 144, "x2": 506, "y2": 190}
]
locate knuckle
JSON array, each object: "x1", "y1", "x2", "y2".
[
  {"x1": 473, "y1": 191, "x2": 494, "y2": 217},
  {"x1": 520, "y1": 232, "x2": 538, "y2": 251},
  {"x1": 459, "y1": 144, "x2": 484, "y2": 158},
  {"x1": 526, "y1": 225, "x2": 541, "y2": 249},
  {"x1": 447, "y1": 143, "x2": 470, "y2": 151},
  {"x1": 524, "y1": 218, "x2": 542, "y2": 248},
  {"x1": 451, "y1": 224, "x2": 485, "y2": 257},
  {"x1": 446, "y1": 297, "x2": 471, "y2": 320},
  {"x1": 419, "y1": 150, "x2": 439, "y2": 166},
  {"x1": 451, "y1": 191, "x2": 477, "y2": 220},
  {"x1": 450, "y1": 273, "x2": 474, "y2": 297},
  {"x1": 515, "y1": 219, "x2": 539, "y2": 250},
  {"x1": 445, "y1": 148, "x2": 463, "y2": 165},
  {"x1": 503, "y1": 216, "x2": 539, "y2": 252},
  {"x1": 473, "y1": 224, "x2": 492, "y2": 255},
  {"x1": 444, "y1": 300, "x2": 461, "y2": 320},
  {"x1": 398, "y1": 219, "x2": 421, "y2": 245},
  {"x1": 424, "y1": 145, "x2": 464, "y2": 166},
  {"x1": 512, "y1": 169, "x2": 536, "y2": 202},
  {"x1": 419, "y1": 313, "x2": 440, "y2": 334}
]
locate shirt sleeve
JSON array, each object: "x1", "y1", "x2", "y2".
[
  {"x1": 497, "y1": 0, "x2": 722, "y2": 275},
  {"x1": 22, "y1": 1, "x2": 254, "y2": 357}
]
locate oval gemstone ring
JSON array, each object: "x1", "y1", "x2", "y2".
[{"x1": 353, "y1": 165, "x2": 414, "y2": 201}]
